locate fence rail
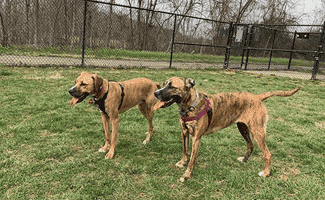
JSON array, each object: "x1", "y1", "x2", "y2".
[
  {"x1": 0, "y1": 0, "x2": 324, "y2": 80},
  {"x1": 80, "y1": 0, "x2": 325, "y2": 80}
]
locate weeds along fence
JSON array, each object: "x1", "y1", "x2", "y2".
[{"x1": 0, "y1": 0, "x2": 324, "y2": 79}]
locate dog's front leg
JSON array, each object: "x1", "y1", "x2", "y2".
[
  {"x1": 180, "y1": 132, "x2": 202, "y2": 182},
  {"x1": 99, "y1": 113, "x2": 110, "y2": 152},
  {"x1": 105, "y1": 115, "x2": 119, "y2": 159},
  {"x1": 176, "y1": 127, "x2": 189, "y2": 168}
]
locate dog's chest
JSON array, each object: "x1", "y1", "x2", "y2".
[
  {"x1": 182, "y1": 120, "x2": 197, "y2": 136},
  {"x1": 92, "y1": 92, "x2": 108, "y2": 115}
]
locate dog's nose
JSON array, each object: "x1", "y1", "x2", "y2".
[
  {"x1": 69, "y1": 86, "x2": 76, "y2": 95},
  {"x1": 154, "y1": 90, "x2": 160, "y2": 98}
]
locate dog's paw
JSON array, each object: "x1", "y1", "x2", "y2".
[
  {"x1": 143, "y1": 139, "x2": 149, "y2": 144},
  {"x1": 180, "y1": 170, "x2": 191, "y2": 182},
  {"x1": 176, "y1": 160, "x2": 186, "y2": 168},
  {"x1": 98, "y1": 148, "x2": 107, "y2": 152},
  {"x1": 237, "y1": 157, "x2": 245, "y2": 162},
  {"x1": 143, "y1": 132, "x2": 151, "y2": 144},
  {"x1": 258, "y1": 171, "x2": 269, "y2": 177},
  {"x1": 105, "y1": 152, "x2": 115, "y2": 159}
]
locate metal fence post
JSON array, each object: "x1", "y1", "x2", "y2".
[
  {"x1": 81, "y1": 0, "x2": 88, "y2": 67},
  {"x1": 169, "y1": 14, "x2": 177, "y2": 69},
  {"x1": 240, "y1": 25, "x2": 249, "y2": 68},
  {"x1": 268, "y1": 29, "x2": 277, "y2": 70},
  {"x1": 311, "y1": 21, "x2": 325, "y2": 80},
  {"x1": 224, "y1": 22, "x2": 233, "y2": 69},
  {"x1": 244, "y1": 25, "x2": 254, "y2": 70},
  {"x1": 288, "y1": 31, "x2": 297, "y2": 70}
]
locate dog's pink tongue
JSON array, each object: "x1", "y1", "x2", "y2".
[
  {"x1": 70, "y1": 97, "x2": 79, "y2": 107},
  {"x1": 153, "y1": 101, "x2": 166, "y2": 111}
]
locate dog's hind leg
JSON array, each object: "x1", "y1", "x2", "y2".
[
  {"x1": 138, "y1": 100, "x2": 154, "y2": 144},
  {"x1": 237, "y1": 122, "x2": 254, "y2": 162},
  {"x1": 250, "y1": 125, "x2": 272, "y2": 177}
]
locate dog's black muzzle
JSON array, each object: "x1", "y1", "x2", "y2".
[
  {"x1": 154, "y1": 89, "x2": 163, "y2": 101},
  {"x1": 69, "y1": 86, "x2": 89, "y2": 103},
  {"x1": 154, "y1": 87, "x2": 181, "y2": 108}
]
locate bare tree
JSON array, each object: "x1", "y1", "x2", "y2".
[
  {"x1": 63, "y1": 0, "x2": 68, "y2": 45},
  {"x1": 34, "y1": 0, "x2": 39, "y2": 46},
  {"x1": 235, "y1": 0, "x2": 255, "y2": 23},
  {"x1": 260, "y1": 0, "x2": 298, "y2": 25},
  {"x1": 164, "y1": 0, "x2": 199, "y2": 52},
  {"x1": 0, "y1": 1, "x2": 7, "y2": 47},
  {"x1": 137, "y1": 0, "x2": 143, "y2": 50},
  {"x1": 2, "y1": 0, "x2": 12, "y2": 46},
  {"x1": 106, "y1": 0, "x2": 115, "y2": 48},
  {"x1": 25, "y1": 0, "x2": 30, "y2": 44},
  {"x1": 312, "y1": 0, "x2": 325, "y2": 24}
]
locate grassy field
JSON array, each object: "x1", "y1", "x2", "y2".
[
  {"x1": 0, "y1": 45, "x2": 318, "y2": 67},
  {"x1": 1, "y1": 65, "x2": 325, "y2": 199}
]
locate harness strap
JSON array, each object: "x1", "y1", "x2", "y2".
[
  {"x1": 118, "y1": 84, "x2": 125, "y2": 110},
  {"x1": 207, "y1": 106, "x2": 212, "y2": 129},
  {"x1": 181, "y1": 99, "x2": 212, "y2": 124},
  {"x1": 93, "y1": 83, "x2": 125, "y2": 115},
  {"x1": 93, "y1": 91, "x2": 108, "y2": 115}
]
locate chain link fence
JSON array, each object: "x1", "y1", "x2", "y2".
[{"x1": 0, "y1": 0, "x2": 324, "y2": 79}]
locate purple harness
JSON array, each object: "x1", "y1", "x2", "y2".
[{"x1": 181, "y1": 99, "x2": 212, "y2": 127}]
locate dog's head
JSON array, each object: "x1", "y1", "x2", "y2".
[
  {"x1": 154, "y1": 77, "x2": 195, "y2": 108},
  {"x1": 68, "y1": 72, "x2": 103, "y2": 107}
]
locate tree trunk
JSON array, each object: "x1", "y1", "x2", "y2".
[
  {"x1": 235, "y1": 0, "x2": 254, "y2": 23},
  {"x1": 106, "y1": 0, "x2": 114, "y2": 48},
  {"x1": 0, "y1": 10, "x2": 8, "y2": 47},
  {"x1": 63, "y1": 0, "x2": 69, "y2": 45},
  {"x1": 34, "y1": 0, "x2": 39, "y2": 46},
  {"x1": 25, "y1": 0, "x2": 30, "y2": 44},
  {"x1": 70, "y1": 0, "x2": 75, "y2": 47},
  {"x1": 137, "y1": 0, "x2": 143, "y2": 50}
]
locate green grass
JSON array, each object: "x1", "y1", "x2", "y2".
[
  {"x1": 1, "y1": 66, "x2": 325, "y2": 199},
  {"x1": 0, "y1": 45, "x2": 318, "y2": 67}
]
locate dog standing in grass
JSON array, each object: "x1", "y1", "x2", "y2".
[
  {"x1": 154, "y1": 77, "x2": 301, "y2": 182},
  {"x1": 69, "y1": 72, "x2": 160, "y2": 159}
]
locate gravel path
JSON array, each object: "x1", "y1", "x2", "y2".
[{"x1": 1, "y1": 55, "x2": 324, "y2": 81}]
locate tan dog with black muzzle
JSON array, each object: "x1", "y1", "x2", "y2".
[
  {"x1": 154, "y1": 77, "x2": 301, "y2": 182},
  {"x1": 69, "y1": 72, "x2": 160, "y2": 159}
]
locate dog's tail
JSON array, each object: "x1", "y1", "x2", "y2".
[{"x1": 257, "y1": 87, "x2": 301, "y2": 101}]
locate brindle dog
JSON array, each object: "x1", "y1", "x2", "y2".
[{"x1": 154, "y1": 77, "x2": 301, "y2": 182}]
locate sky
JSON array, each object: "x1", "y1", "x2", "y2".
[
  {"x1": 112, "y1": 0, "x2": 323, "y2": 25},
  {"x1": 297, "y1": 0, "x2": 323, "y2": 24}
]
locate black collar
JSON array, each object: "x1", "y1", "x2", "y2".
[{"x1": 179, "y1": 92, "x2": 199, "y2": 117}]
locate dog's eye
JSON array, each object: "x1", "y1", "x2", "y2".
[{"x1": 80, "y1": 83, "x2": 87, "y2": 86}]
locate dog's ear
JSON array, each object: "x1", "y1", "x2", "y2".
[
  {"x1": 77, "y1": 72, "x2": 84, "y2": 78},
  {"x1": 91, "y1": 73, "x2": 103, "y2": 93},
  {"x1": 185, "y1": 78, "x2": 195, "y2": 88}
]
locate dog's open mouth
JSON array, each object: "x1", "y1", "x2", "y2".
[
  {"x1": 153, "y1": 98, "x2": 176, "y2": 111},
  {"x1": 70, "y1": 92, "x2": 89, "y2": 107}
]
